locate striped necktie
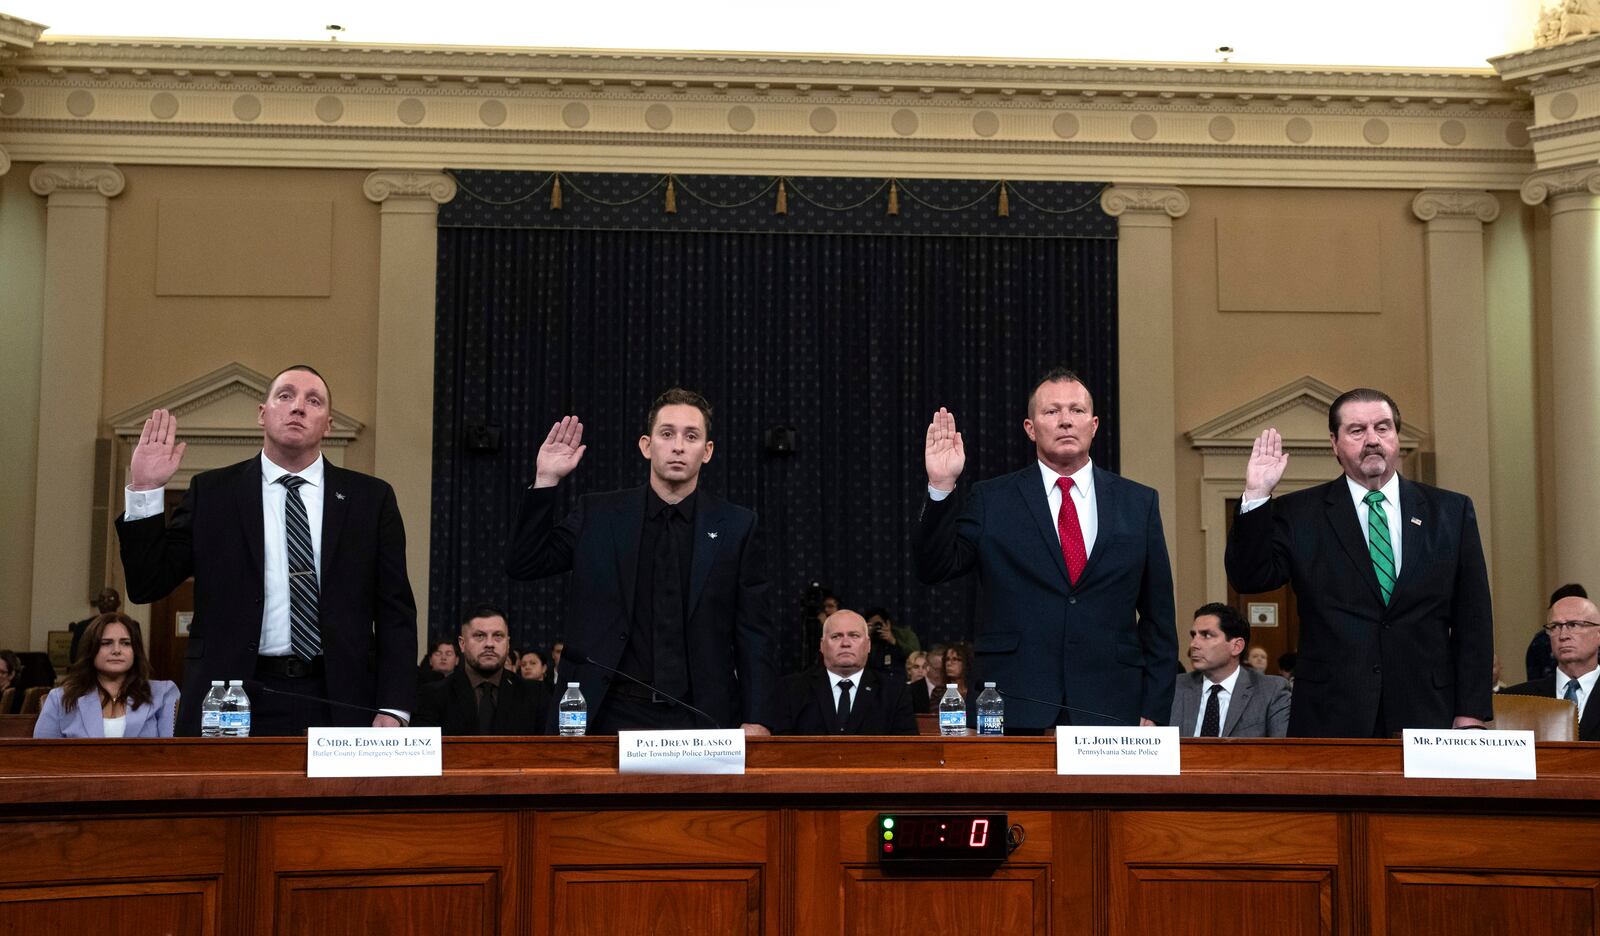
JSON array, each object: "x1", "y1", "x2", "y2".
[
  {"x1": 1364, "y1": 490, "x2": 1395, "y2": 605},
  {"x1": 277, "y1": 475, "x2": 322, "y2": 662}
]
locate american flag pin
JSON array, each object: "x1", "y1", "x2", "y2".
[
  {"x1": 1410, "y1": 517, "x2": 1421, "y2": 525},
  {"x1": 707, "y1": 531, "x2": 718, "y2": 539}
]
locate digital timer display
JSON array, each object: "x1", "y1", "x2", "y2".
[{"x1": 876, "y1": 813, "x2": 1009, "y2": 862}]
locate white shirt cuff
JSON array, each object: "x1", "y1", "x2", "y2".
[
  {"x1": 124, "y1": 486, "x2": 166, "y2": 520},
  {"x1": 1239, "y1": 495, "x2": 1269, "y2": 513},
  {"x1": 928, "y1": 485, "x2": 953, "y2": 502},
  {"x1": 380, "y1": 708, "x2": 410, "y2": 725}
]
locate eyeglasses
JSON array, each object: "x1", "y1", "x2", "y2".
[{"x1": 1542, "y1": 620, "x2": 1600, "y2": 634}]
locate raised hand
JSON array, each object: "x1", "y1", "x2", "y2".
[
  {"x1": 1243, "y1": 428, "x2": 1289, "y2": 501},
  {"x1": 128, "y1": 409, "x2": 187, "y2": 492},
  {"x1": 924, "y1": 407, "x2": 966, "y2": 491},
  {"x1": 534, "y1": 416, "x2": 586, "y2": 488}
]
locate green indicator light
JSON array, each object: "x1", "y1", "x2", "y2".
[
  {"x1": 883, "y1": 831, "x2": 893, "y2": 841},
  {"x1": 883, "y1": 817, "x2": 895, "y2": 829}
]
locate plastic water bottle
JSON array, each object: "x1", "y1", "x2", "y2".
[
  {"x1": 976, "y1": 682, "x2": 1004, "y2": 736},
  {"x1": 938, "y1": 684, "x2": 967, "y2": 736},
  {"x1": 222, "y1": 679, "x2": 252, "y2": 738},
  {"x1": 199, "y1": 680, "x2": 226, "y2": 737},
  {"x1": 558, "y1": 682, "x2": 587, "y2": 736}
]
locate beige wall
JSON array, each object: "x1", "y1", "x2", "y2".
[
  {"x1": 0, "y1": 164, "x2": 48, "y2": 650},
  {"x1": 1170, "y1": 187, "x2": 1432, "y2": 619},
  {"x1": 102, "y1": 167, "x2": 380, "y2": 474}
]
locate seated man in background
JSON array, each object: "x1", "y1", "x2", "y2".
[
  {"x1": 1501, "y1": 593, "x2": 1600, "y2": 741},
  {"x1": 911, "y1": 644, "x2": 947, "y2": 714},
  {"x1": 865, "y1": 606, "x2": 920, "y2": 655},
  {"x1": 413, "y1": 606, "x2": 547, "y2": 736},
  {"x1": 782, "y1": 611, "x2": 917, "y2": 735},
  {"x1": 418, "y1": 639, "x2": 458, "y2": 686},
  {"x1": 1525, "y1": 584, "x2": 1585, "y2": 681},
  {"x1": 1169, "y1": 603, "x2": 1291, "y2": 738}
]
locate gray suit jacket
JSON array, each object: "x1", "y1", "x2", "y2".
[{"x1": 1169, "y1": 666, "x2": 1290, "y2": 738}]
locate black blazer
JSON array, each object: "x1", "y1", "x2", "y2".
[
  {"x1": 412, "y1": 669, "x2": 549, "y2": 735},
  {"x1": 1501, "y1": 676, "x2": 1600, "y2": 741},
  {"x1": 506, "y1": 484, "x2": 781, "y2": 732},
  {"x1": 781, "y1": 667, "x2": 918, "y2": 736},
  {"x1": 1225, "y1": 476, "x2": 1493, "y2": 737},
  {"x1": 915, "y1": 466, "x2": 1177, "y2": 730},
  {"x1": 116, "y1": 456, "x2": 418, "y2": 736}
]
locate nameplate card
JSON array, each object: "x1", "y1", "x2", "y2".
[
  {"x1": 1056, "y1": 726, "x2": 1181, "y2": 775},
  {"x1": 306, "y1": 728, "x2": 443, "y2": 778},
  {"x1": 618, "y1": 729, "x2": 746, "y2": 774},
  {"x1": 1402, "y1": 729, "x2": 1536, "y2": 780}
]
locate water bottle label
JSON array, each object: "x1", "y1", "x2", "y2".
[
  {"x1": 939, "y1": 711, "x2": 966, "y2": 729},
  {"x1": 220, "y1": 711, "x2": 249, "y2": 731},
  {"x1": 201, "y1": 712, "x2": 222, "y2": 728},
  {"x1": 559, "y1": 711, "x2": 586, "y2": 729},
  {"x1": 977, "y1": 714, "x2": 1003, "y2": 735}
]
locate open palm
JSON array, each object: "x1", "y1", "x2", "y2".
[
  {"x1": 924, "y1": 408, "x2": 966, "y2": 490},
  {"x1": 128, "y1": 409, "x2": 187, "y2": 491},
  {"x1": 534, "y1": 416, "x2": 586, "y2": 487}
]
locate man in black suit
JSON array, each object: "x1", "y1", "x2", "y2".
[
  {"x1": 782, "y1": 611, "x2": 917, "y2": 736},
  {"x1": 1226, "y1": 388, "x2": 1493, "y2": 737},
  {"x1": 414, "y1": 605, "x2": 547, "y2": 735},
  {"x1": 505, "y1": 389, "x2": 780, "y2": 735},
  {"x1": 915, "y1": 368, "x2": 1176, "y2": 732},
  {"x1": 117, "y1": 365, "x2": 417, "y2": 736},
  {"x1": 1501, "y1": 594, "x2": 1600, "y2": 741},
  {"x1": 1169, "y1": 603, "x2": 1291, "y2": 738}
]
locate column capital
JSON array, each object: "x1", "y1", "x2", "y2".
[
  {"x1": 1520, "y1": 165, "x2": 1600, "y2": 206},
  {"x1": 1100, "y1": 185, "x2": 1189, "y2": 220},
  {"x1": 363, "y1": 170, "x2": 457, "y2": 205},
  {"x1": 29, "y1": 163, "x2": 125, "y2": 199},
  {"x1": 1411, "y1": 190, "x2": 1500, "y2": 224}
]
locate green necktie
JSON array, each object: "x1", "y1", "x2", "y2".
[{"x1": 1365, "y1": 490, "x2": 1395, "y2": 605}]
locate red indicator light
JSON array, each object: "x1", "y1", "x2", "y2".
[{"x1": 884, "y1": 843, "x2": 894, "y2": 853}]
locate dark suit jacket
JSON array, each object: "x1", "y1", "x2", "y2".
[
  {"x1": 412, "y1": 669, "x2": 549, "y2": 736},
  {"x1": 910, "y1": 679, "x2": 938, "y2": 714},
  {"x1": 781, "y1": 667, "x2": 918, "y2": 736},
  {"x1": 1169, "y1": 666, "x2": 1291, "y2": 738},
  {"x1": 1501, "y1": 675, "x2": 1600, "y2": 741},
  {"x1": 915, "y1": 465, "x2": 1177, "y2": 731},
  {"x1": 116, "y1": 456, "x2": 418, "y2": 736},
  {"x1": 505, "y1": 484, "x2": 781, "y2": 731},
  {"x1": 1225, "y1": 476, "x2": 1493, "y2": 738}
]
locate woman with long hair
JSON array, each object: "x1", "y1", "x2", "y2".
[
  {"x1": 943, "y1": 642, "x2": 972, "y2": 700},
  {"x1": 33, "y1": 613, "x2": 178, "y2": 738}
]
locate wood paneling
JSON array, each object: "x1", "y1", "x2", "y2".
[
  {"x1": 1383, "y1": 871, "x2": 1599, "y2": 936},
  {"x1": 552, "y1": 868, "x2": 762, "y2": 936},
  {"x1": 275, "y1": 872, "x2": 496, "y2": 936},
  {"x1": 844, "y1": 867, "x2": 1048, "y2": 932},
  {"x1": 0, "y1": 880, "x2": 215, "y2": 936},
  {"x1": 1121, "y1": 868, "x2": 1331, "y2": 936}
]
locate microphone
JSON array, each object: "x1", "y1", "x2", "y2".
[
  {"x1": 241, "y1": 679, "x2": 392, "y2": 721},
  {"x1": 561, "y1": 647, "x2": 721, "y2": 729},
  {"x1": 994, "y1": 687, "x2": 1131, "y2": 727}
]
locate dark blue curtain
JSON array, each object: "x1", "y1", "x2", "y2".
[{"x1": 431, "y1": 171, "x2": 1118, "y2": 672}]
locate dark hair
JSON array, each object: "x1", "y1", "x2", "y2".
[
  {"x1": 1550, "y1": 583, "x2": 1588, "y2": 606},
  {"x1": 1327, "y1": 388, "x2": 1401, "y2": 435},
  {"x1": 646, "y1": 387, "x2": 713, "y2": 437},
  {"x1": 269, "y1": 364, "x2": 333, "y2": 410},
  {"x1": 1277, "y1": 652, "x2": 1298, "y2": 673},
  {"x1": 460, "y1": 603, "x2": 508, "y2": 632},
  {"x1": 942, "y1": 642, "x2": 972, "y2": 694},
  {"x1": 61, "y1": 612, "x2": 153, "y2": 715},
  {"x1": 1028, "y1": 366, "x2": 1093, "y2": 415},
  {"x1": 521, "y1": 648, "x2": 549, "y2": 667},
  {"x1": 428, "y1": 639, "x2": 457, "y2": 655},
  {"x1": 863, "y1": 606, "x2": 890, "y2": 623},
  {"x1": 94, "y1": 587, "x2": 122, "y2": 614},
  {"x1": 0, "y1": 649, "x2": 19, "y2": 684},
  {"x1": 1193, "y1": 602, "x2": 1249, "y2": 646}
]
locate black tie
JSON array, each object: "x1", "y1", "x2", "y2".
[
  {"x1": 1201, "y1": 684, "x2": 1223, "y2": 737},
  {"x1": 276, "y1": 475, "x2": 321, "y2": 662},
  {"x1": 477, "y1": 682, "x2": 497, "y2": 734},
  {"x1": 652, "y1": 505, "x2": 690, "y2": 698},
  {"x1": 836, "y1": 678, "x2": 853, "y2": 731}
]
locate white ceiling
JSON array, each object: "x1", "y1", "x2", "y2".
[{"x1": 12, "y1": 0, "x2": 1543, "y2": 70}]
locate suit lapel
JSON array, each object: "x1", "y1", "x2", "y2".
[
  {"x1": 1016, "y1": 470, "x2": 1071, "y2": 587},
  {"x1": 845, "y1": 670, "x2": 875, "y2": 733},
  {"x1": 615, "y1": 488, "x2": 647, "y2": 620},
  {"x1": 1223, "y1": 669, "x2": 1255, "y2": 737},
  {"x1": 77, "y1": 697, "x2": 103, "y2": 738},
  {"x1": 1388, "y1": 478, "x2": 1427, "y2": 604},
  {"x1": 1177, "y1": 675, "x2": 1200, "y2": 734},
  {"x1": 236, "y1": 457, "x2": 266, "y2": 590},
  {"x1": 687, "y1": 490, "x2": 722, "y2": 621},
  {"x1": 812, "y1": 671, "x2": 841, "y2": 733},
  {"x1": 320, "y1": 461, "x2": 350, "y2": 576},
  {"x1": 1324, "y1": 480, "x2": 1383, "y2": 603}
]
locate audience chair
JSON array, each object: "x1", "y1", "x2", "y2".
[{"x1": 1491, "y1": 694, "x2": 1578, "y2": 741}]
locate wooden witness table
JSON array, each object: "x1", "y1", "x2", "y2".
[{"x1": 1, "y1": 735, "x2": 1598, "y2": 936}]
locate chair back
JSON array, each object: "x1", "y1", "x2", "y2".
[
  {"x1": 19, "y1": 686, "x2": 48, "y2": 716},
  {"x1": 0, "y1": 687, "x2": 14, "y2": 715},
  {"x1": 1492, "y1": 693, "x2": 1578, "y2": 741}
]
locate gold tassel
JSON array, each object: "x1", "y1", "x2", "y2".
[
  {"x1": 665, "y1": 175, "x2": 678, "y2": 214},
  {"x1": 997, "y1": 180, "x2": 1010, "y2": 217},
  {"x1": 550, "y1": 173, "x2": 563, "y2": 210},
  {"x1": 887, "y1": 179, "x2": 899, "y2": 216},
  {"x1": 775, "y1": 178, "x2": 788, "y2": 215}
]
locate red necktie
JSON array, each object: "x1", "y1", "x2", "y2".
[{"x1": 1056, "y1": 476, "x2": 1087, "y2": 585}]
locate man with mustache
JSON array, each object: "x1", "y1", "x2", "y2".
[
  {"x1": 1226, "y1": 388, "x2": 1493, "y2": 737},
  {"x1": 915, "y1": 368, "x2": 1176, "y2": 732}
]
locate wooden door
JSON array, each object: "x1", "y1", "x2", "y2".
[{"x1": 1224, "y1": 498, "x2": 1300, "y2": 675}]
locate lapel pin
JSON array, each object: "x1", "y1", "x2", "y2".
[
  {"x1": 336, "y1": 492, "x2": 346, "y2": 501},
  {"x1": 1409, "y1": 517, "x2": 1421, "y2": 526},
  {"x1": 707, "y1": 531, "x2": 718, "y2": 539}
]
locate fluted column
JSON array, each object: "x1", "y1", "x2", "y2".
[
  {"x1": 1101, "y1": 185, "x2": 1188, "y2": 580},
  {"x1": 28, "y1": 163, "x2": 125, "y2": 647},
  {"x1": 1411, "y1": 190, "x2": 1499, "y2": 574},
  {"x1": 1523, "y1": 166, "x2": 1600, "y2": 588},
  {"x1": 364, "y1": 170, "x2": 457, "y2": 645}
]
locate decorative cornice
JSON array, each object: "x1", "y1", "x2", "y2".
[
  {"x1": 1411, "y1": 189, "x2": 1500, "y2": 223},
  {"x1": 0, "y1": 13, "x2": 45, "y2": 58},
  {"x1": 1491, "y1": 32, "x2": 1600, "y2": 85},
  {"x1": 1100, "y1": 185, "x2": 1189, "y2": 218},
  {"x1": 363, "y1": 170, "x2": 457, "y2": 203},
  {"x1": 1520, "y1": 165, "x2": 1600, "y2": 204},
  {"x1": 28, "y1": 162, "x2": 125, "y2": 197}
]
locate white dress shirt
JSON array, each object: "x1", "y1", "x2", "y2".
[
  {"x1": 1555, "y1": 666, "x2": 1599, "y2": 721},
  {"x1": 1193, "y1": 664, "x2": 1242, "y2": 736},
  {"x1": 829, "y1": 668, "x2": 866, "y2": 712},
  {"x1": 1240, "y1": 473, "x2": 1403, "y2": 578},
  {"x1": 930, "y1": 459, "x2": 1098, "y2": 559}
]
